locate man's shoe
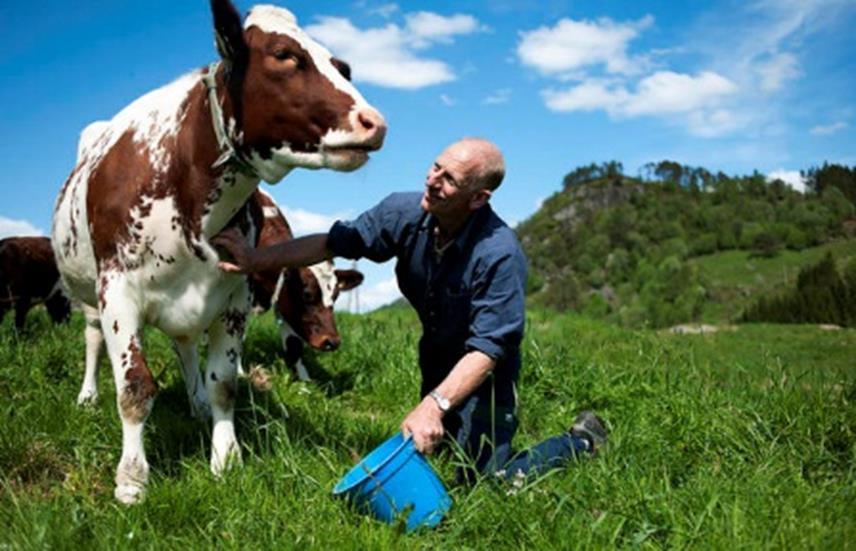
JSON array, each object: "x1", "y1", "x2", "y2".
[{"x1": 570, "y1": 410, "x2": 607, "y2": 453}]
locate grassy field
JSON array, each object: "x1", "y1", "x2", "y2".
[
  {"x1": 1, "y1": 306, "x2": 854, "y2": 549},
  {"x1": 692, "y1": 238, "x2": 856, "y2": 322}
]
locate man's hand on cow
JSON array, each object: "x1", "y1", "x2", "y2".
[
  {"x1": 401, "y1": 396, "x2": 445, "y2": 455},
  {"x1": 212, "y1": 227, "x2": 256, "y2": 274}
]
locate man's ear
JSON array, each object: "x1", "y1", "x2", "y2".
[
  {"x1": 335, "y1": 269, "x2": 364, "y2": 291},
  {"x1": 469, "y1": 188, "x2": 492, "y2": 211},
  {"x1": 210, "y1": 0, "x2": 248, "y2": 68}
]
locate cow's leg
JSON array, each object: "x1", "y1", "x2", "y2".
[
  {"x1": 13, "y1": 296, "x2": 30, "y2": 331},
  {"x1": 205, "y1": 287, "x2": 249, "y2": 475},
  {"x1": 77, "y1": 304, "x2": 104, "y2": 406},
  {"x1": 172, "y1": 337, "x2": 210, "y2": 420},
  {"x1": 45, "y1": 293, "x2": 71, "y2": 324},
  {"x1": 278, "y1": 319, "x2": 310, "y2": 381},
  {"x1": 99, "y1": 273, "x2": 156, "y2": 504}
]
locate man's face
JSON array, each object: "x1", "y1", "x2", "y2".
[{"x1": 420, "y1": 142, "x2": 488, "y2": 219}]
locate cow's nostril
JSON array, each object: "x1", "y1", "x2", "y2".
[
  {"x1": 356, "y1": 109, "x2": 387, "y2": 145},
  {"x1": 321, "y1": 337, "x2": 340, "y2": 351},
  {"x1": 358, "y1": 111, "x2": 375, "y2": 131}
]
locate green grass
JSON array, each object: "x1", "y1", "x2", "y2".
[
  {"x1": 1, "y1": 307, "x2": 854, "y2": 549},
  {"x1": 691, "y1": 238, "x2": 856, "y2": 322}
]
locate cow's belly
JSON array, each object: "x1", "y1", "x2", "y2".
[
  {"x1": 52, "y1": 172, "x2": 98, "y2": 306},
  {"x1": 139, "y1": 262, "x2": 245, "y2": 338}
]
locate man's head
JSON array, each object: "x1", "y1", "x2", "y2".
[{"x1": 420, "y1": 138, "x2": 505, "y2": 225}]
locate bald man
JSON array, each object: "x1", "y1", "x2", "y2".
[{"x1": 214, "y1": 138, "x2": 606, "y2": 482}]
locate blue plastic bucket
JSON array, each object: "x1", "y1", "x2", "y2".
[{"x1": 333, "y1": 432, "x2": 452, "y2": 532}]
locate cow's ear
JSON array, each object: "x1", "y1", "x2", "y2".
[
  {"x1": 335, "y1": 269, "x2": 364, "y2": 291},
  {"x1": 210, "y1": 0, "x2": 248, "y2": 67}
]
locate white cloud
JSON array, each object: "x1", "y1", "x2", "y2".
[
  {"x1": 369, "y1": 3, "x2": 399, "y2": 18},
  {"x1": 756, "y1": 52, "x2": 801, "y2": 92},
  {"x1": 517, "y1": 15, "x2": 653, "y2": 77},
  {"x1": 338, "y1": 276, "x2": 402, "y2": 313},
  {"x1": 542, "y1": 80, "x2": 629, "y2": 113},
  {"x1": 810, "y1": 121, "x2": 847, "y2": 135},
  {"x1": 405, "y1": 12, "x2": 486, "y2": 47},
  {"x1": 767, "y1": 169, "x2": 807, "y2": 192},
  {"x1": 440, "y1": 94, "x2": 456, "y2": 106},
  {"x1": 279, "y1": 206, "x2": 343, "y2": 236},
  {"x1": 483, "y1": 88, "x2": 512, "y2": 105},
  {"x1": 305, "y1": 11, "x2": 485, "y2": 89},
  {"x1": 542, "y1": 71, "x2": 739, "y2": 136},
  {"x1": 625, "y1": 71, "x2": 738, "y2": 115},
  {"x1": 0, "y1": 216, "x2": 43, "y2": 239}
]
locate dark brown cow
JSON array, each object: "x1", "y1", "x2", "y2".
[
  {"x1": 0, "y1": 236, "x2": 71, "y2": 330},
  {"x1": 53, "y1": 0, "x2": 385, "y2": 504},
  {"x1": 248, "y1": 190, "x2": 363, "y2": 380}
]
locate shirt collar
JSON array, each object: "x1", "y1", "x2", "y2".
[{"x1": 423, "y1": 203, "x2": 493, "y2": 256}]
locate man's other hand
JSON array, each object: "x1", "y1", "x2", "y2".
[
  {"x1": 401, "y1": 397, "x2": 445, "y2": 454},
  {"x1": 212, "y1": 227, "x2": 256, "y2": 274}
]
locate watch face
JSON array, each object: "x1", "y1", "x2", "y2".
[{"x1": 431, "y1": 391, "x2": 449, "y2": 411}]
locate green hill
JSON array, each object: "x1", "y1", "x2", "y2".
[{"x1": 516, "y1": 161, "x2": 856, "y2": 328}]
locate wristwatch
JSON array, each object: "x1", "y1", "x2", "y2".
[{"x1": 429, "y1": 390, "x2": 451, "y2": 412}]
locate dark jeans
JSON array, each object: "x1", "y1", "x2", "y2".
[{"x1": 442, "y1": 393, "x2": 591, "y2": 484}]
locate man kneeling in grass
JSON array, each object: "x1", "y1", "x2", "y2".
[{"x1": 214, "y1": 137, "x2": 607, "y2": 482}]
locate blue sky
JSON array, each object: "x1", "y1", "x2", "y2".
[{"x1": 1, "y1": 0, "x2": 854, "y2": 310}]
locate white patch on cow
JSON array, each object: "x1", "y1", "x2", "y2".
[
  {"x1": 262, "y1": 205, "x2": 279, "y2": 219},
  {"x1": 308, "y1": 261, "x2": 338, "y2": 308}
]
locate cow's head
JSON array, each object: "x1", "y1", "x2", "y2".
[
  {"x1": 211, "y1": 0, "x2": 386, "y2": 183},
  {"x1": 276, "y1": 263, "x2": 363, "y2": 351}
]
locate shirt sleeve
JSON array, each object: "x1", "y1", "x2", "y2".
[
  {"x1": 465, "y1": 247, "x2": 527, "y2": 362},
  {"x1": 326, "y1": 193, "x2": 413, "y2": 262}
]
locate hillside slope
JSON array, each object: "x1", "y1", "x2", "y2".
[{"x1": 516, "y1": 162, "x2": 856, "y2": 327}]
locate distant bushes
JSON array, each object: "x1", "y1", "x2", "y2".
[{"x1": 741, "y1": 253, "x2": 856, "y2": 327}]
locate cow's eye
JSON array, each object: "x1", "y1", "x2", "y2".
[{"x1": 273, "y1": 49, "x2": 300, "y2": 65}]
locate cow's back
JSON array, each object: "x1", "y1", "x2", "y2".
[{"x1": 52, "y1": 71, "x2": 204, "y2": 308}]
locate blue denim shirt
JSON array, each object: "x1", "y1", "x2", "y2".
[{"x1": 327, "y1": 192, "x2": 527, "y2": 410}]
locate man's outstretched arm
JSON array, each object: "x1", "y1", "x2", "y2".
[{"x1": 212, "y1": 227, "x2": 331, "y2": 273}]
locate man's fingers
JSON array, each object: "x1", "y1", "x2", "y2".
[{"x1": 218, "y1": 261, "x2": 244, "y2": 274}]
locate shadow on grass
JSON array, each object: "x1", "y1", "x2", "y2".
[{"x1": 242, "y1": 332, "x2": 357, "y2": 398}]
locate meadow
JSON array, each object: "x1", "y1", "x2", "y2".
[{"x1": 1, "y1": 306, "x2": 854, "y2": 549}]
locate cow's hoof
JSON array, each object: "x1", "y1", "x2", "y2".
[
  {"x1": 210, "y1": 444, "x2": 241, "y2": 477},
  {"x1": 115, "y1": 484, "x2": 145, "y2": 505},
  {"x1": 76, "y1": 390, "x2": 99, "y2": 406}
]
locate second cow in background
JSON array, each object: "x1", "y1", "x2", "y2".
[{"x1": 248, "y1": 190, "x2": 363, "y2": 381}]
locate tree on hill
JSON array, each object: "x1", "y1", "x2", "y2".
[
  {"x1": 741, "y1": 253, "x2": 856, "y2": 327},
  {"x1": 804, "y1": 163, "x2": 856, "y2": 205}
]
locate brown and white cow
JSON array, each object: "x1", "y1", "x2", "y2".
[
  {"x1": 52, "y1": 1, "x2": 385, "y2": 504},
  {"x1": 0, "y1": 236, "x2": 71, "y2": 330},
  {"x1": 248, "y1": 190, "x2": 363, "y2": 381}
]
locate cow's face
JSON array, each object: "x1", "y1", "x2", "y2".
[
  {"x1": 211, "y1": 1, "x2": 386, "y2": 183},
  {"x1": 276, "y1": 262, "x2": 363, "y2": 351}
]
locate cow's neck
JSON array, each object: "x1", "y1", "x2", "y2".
[{"x1": 183, "y1": 66, "x2": 291, "y2": 238}]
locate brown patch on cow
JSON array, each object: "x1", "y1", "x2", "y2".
[
  {"x1": 211, "y1": 378, "x2": 237, "y2": 409},
  {"x1": 222, "y1": 309, "x2": 246, "y2": 337},
  {"x1": 238, "y1": 28, "x2": 356, "y2": 160},
  {"x1": 113, "y1": 320, "x2": 119, "y2": 334},
  {"x1": 119, "y1": 339, "x2": 157, "y2": 423}
]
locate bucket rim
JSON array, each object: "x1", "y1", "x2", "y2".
[{"x1": 332, "y1": 432, "x2": 415, "y2": 496}]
